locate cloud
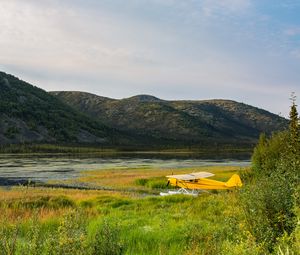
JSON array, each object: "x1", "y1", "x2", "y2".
[
  {"x1": 0, "y1": 0, "x2": 299, "y2": 117},
  {"x1": 0, "y1": 0, "x2": 160, "y2": 72}
]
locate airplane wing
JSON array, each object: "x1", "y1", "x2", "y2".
[{"x1": 166, "y1": 172, "x2": 214, "y2": 180}]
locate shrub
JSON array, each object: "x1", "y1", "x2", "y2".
[
  {"x1": 45, "y1": 210, "x2": 88, "y2": 255},
  {"x1": 88, "y1": 219, "x2": 124, "y2": 255},
  {"x1": 241, "y1": 98, "x2": 300, "y2": 252},
  {"x1": 251, "y1": 131, "x2": 288, "y2": 177}
]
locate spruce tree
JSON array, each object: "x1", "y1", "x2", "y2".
[{"x1": 289, "y1": 93, "x2": 299, "y2": 151}]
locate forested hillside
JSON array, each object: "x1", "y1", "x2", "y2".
[
  {"x1": 52, "y1": 91, "x2": 288, "y2": 146},
  {"x1": 0, "y1": 72, "x2": 126, "y2": 145},
  {"x1": 0, "y1": 71, "x2": 288, "y2": 149}
]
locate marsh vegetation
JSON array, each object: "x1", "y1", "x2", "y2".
[
  {"x1": 0, "y1": 166, "x2": 253, "y2": 255},
  {"x1": 0, "y1": 160, "x2": 298, "y2": 254}
]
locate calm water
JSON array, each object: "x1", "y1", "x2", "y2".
[{"x1": 0, "y1": 154, "x2": 250, "y2": 184}]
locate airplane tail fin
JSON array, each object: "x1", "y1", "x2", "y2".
[{"x1": 225, "y1": 174, "x2": 243, "y2": 188}]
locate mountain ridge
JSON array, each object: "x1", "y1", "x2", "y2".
[
  {"x1": 0, "y1": 71, "x2": 288, "y2": 148},
  {"x1": 51, "y1": 91, "x2": 288, "y2": 146},
  {"x1": 0, "y1": 72, "x2": 133, "y2": 145}
]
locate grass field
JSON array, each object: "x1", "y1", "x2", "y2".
[
  {"x1": 0, "y1": 165, "x2": 273, "y2": 255},
  {"x1": 59, "y1": 165, "x2": 244, "y2": 191}
]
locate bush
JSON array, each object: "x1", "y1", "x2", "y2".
[
  {"x1": 88, "y1": 219, "x2": 124, "y2": 255},
  {"x1": 241, "y1": 99, "x2": 300, "y2": 252},
  {"x1": 251, "y1": 131, "x2": 288, "y2": 177}
]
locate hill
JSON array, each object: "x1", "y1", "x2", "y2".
[
  {"x1": 0, "y1": 72, "x2": 129, "y2": 145},
  {"x1": 51, "y1": 91, "x2": 288, "y2": 147},
  {"x1": 0, "y1": 70, "x2": 287, "y2": 149}
]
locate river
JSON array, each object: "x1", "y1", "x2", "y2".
[{"x1": 0, "y1": 154, "x2": 250, "y2": 185}]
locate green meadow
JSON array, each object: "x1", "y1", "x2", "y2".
[
  {"x1": 1, "y1": 163, "x2": 298, "y2": 255},
  {"x1": 0, "y1": 166, "x2": 258, "y2": 255}
]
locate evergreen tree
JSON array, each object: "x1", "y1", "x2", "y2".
[{"x1": 289, "y1": 93, "x2": 299, "y2": 152}]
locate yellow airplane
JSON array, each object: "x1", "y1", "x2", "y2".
[{"x1": 160, "y1": 172, "x2": 242, "y2": 196}]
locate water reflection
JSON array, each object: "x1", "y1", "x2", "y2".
[{"x1": 0, "y1": 154, "x2": 250, "y2": 184}]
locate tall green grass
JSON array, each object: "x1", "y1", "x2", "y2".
[{"x1": 0, "y1": 190, "x2": 266, "y2": 255}]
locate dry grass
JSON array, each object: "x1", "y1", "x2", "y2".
[
  {"x1": 0, "y1": 187, "x2": 123, "y2": 201},
  {"x1": 0, "y1": 186, "x2": 128, "y2": 223},
  {"x1": 0, "y1": 165, "x2": 247, "y2": 224},
  {"x1": 76, "y1": 165, "x2": 247, "y2": 188}
]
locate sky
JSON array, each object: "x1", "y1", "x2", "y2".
[{"x1": 0, "y1": 0, "x2": 300, "y2": 116}]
